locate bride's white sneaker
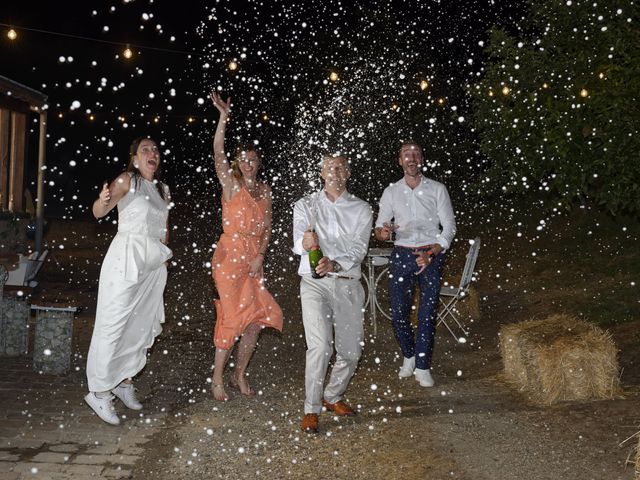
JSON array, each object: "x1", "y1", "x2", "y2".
[
  {"x1": 398, "y1": 356, "x2": 415, "y2": 378},
  {"x1": 112, "y1": 383, "x2": 143, "y2": 410},
  {"x1": 414, "y1": 368, "x2": 435, "y2": 387},
  {"x1": 84, "y1": 392, "x2": 120, "y2": 425}
]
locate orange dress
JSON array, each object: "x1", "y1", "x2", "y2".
[{"x1": 212, "y1": 187, "x2": 283, "y2": 349}]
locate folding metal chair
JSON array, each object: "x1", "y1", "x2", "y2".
[{"x1": 437, "y1": 238, "x2": 481, "y2": 342}]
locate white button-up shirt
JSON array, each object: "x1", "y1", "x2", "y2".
[
  {"x1": 375, "y1": 175, "x2": 456, "y2": 250},
  {"x1": 293, "y1": 190, "x2": 373, "y2": 279}
]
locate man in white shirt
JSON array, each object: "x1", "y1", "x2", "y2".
[
  {"x1": 293, "y1": 154, "x2": 373, "y2": 434},
  {"x1": 374, "y1": 141, "x2": 456, "y2": 387}
]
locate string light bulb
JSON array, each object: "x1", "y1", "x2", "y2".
[
  {"x1": 542, "y1": 82, "x2": 549, "y2": 89},
  {"x1": 329, "y1": 71, "x2": 339, "y2": 82},
  {"x1": 153, "y1": 116, "x2": 160, "y2": 123},
  {"x1": 262, "y1": 113, "x2": 269, "y2": 121},
  {"x1": 123, "y1": 46, "x2": 133, "y2": 59},
  {"x1": 598, "y1": 72, "x2": 605, "y2": 79},
  {"x1": 188, "y1": 117, "x2": 195, "y2": 123},
  {"x1": 228, "y1": 59, "x2": 238, "y2": 71},
  {"x1": 488, "y1": 90, "x2": 494, "y2": 97},
  {"x1": 579, "y1": 88, "x2": 588, "y2": 98},
  {"x1": 419, "y1": 79, "x2": 429, "y2": 91},
  {"x1": 437, "y1": 97, "x2": 446, "y2": 105},
  {"x1": 7, "y1": 28, "x2": 17, "y2": 41},
  {"x1": 502, "y1": 86, "x2": 510, "y2": 95}
]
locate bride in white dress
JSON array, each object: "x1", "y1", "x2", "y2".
[{"x1": 84, "y1": 137, "x2": 172, "y2": 425}]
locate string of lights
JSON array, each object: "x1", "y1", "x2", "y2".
[{"x1": 0, "y1": 22, "x2": 206, "y2": 58}]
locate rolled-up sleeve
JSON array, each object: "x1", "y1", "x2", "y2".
[
  {"x1": 435, "y1": 185, "x2": 456, "y2": 250},
  {"x1": 374, "y1": 187, "x2": 392, "y2": 229},
  {"x1": 334, "y1": 204, "x2": 373, "y2": 271}
]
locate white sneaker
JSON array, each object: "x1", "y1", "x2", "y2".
[
  {"x1": 112, "y1": 383, "x2": 143, "y2": 410},
  {"x1": 84, "y1": 393, "x2": 120, "y2": 425},
  {"x1": 414, "y1": 368, "x2": 435, "y2": 387},
  {"x1": 398, "y1": 356, "x2": 415, "y2": 378}
]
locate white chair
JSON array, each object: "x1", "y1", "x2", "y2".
[
  {"x1": 437, "y1": 238, "x2": 481, "y2": 343},
  {"x1": 6, "y1": 249, "x2": 48, "y2": 288}
]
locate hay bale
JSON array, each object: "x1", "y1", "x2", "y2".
[{"x1": 499, "y1": 314, "x2": 623, "y2": 405}]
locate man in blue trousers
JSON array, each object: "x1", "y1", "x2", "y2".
[{"x1": 375, "y1": 141, "x2": 456, "y2": 387}]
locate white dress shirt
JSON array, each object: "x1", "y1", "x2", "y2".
[
  {"x1": 293, "y1": 190, "x2": 373, "y2": 279},
  {"x1": 375, "y1": 175, "x2": 456, "y2": 250}
]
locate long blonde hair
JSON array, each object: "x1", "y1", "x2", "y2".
[{"x1": 230, "y1": 143, "x2": 260, "y2": 179}]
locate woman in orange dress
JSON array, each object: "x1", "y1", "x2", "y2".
[{"x1": 209, "y1": 91, "x2": 283, "y2": 401}]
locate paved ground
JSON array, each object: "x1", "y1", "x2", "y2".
[{"x1": 0, "y1": 296, "x2": 212, "y2": 480}]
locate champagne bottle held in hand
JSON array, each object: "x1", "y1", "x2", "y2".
[{"x1": 308, "y1": 244, "x2": 324, "y2": 279}]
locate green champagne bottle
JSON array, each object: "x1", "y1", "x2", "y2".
[{"x1": 308, "y1": 245, "x2": 324, "y2": 279}]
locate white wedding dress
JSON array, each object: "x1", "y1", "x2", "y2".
[{"x1": 86, "y1": 175, "x2": 172, "y2": 392}]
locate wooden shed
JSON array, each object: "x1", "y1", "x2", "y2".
[{"x1": 0, "y1": 75, "x2": 48, "y2": 253}]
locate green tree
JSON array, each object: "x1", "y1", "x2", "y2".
[{"x1": 470, "y1": 0, "x2": 640, "y2": 215}]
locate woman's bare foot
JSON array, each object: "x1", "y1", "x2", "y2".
[
  {"x1": 211, "y1": 383, "x2": 229, "y2": 401},
  {"x1": 230, "y1": 374, "x2": 256, "y2": 397}
]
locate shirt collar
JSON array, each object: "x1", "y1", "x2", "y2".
[
  {"x1": 400, "y1": 174, "x2": 427, "y2": 189},
  {"x1": 320, "y1": 189, "x2": 349, "y2": 204}
]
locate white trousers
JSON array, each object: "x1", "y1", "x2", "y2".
[{"x1": 300, "y1": 276, "x2": 364, "y2": 414}]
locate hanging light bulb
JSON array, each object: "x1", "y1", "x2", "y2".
[
  {"x1": 228, "y1": 59, "x2": 238, "y2": 71},
  {"x1": 329, "y1": 71, "x2": 339, "y2": 82},
  {"x1": 123, "y1": 46, "x2": 133, "y2": 59},
  {"x1": 542, "y1": 82, "x2": 549, "y2": 89},
  {"x1": 7, "y1": 29, "x2": 17, "y2": 41},
  {"x1": 419, "y1": 79, "x2": 429, "y2": 91},
  {"x1": 502, "y1": 86, "x2": 510, "y2": 95},
  {"x1": 437, "y1": 97, "x2": 446, "y2": 105},
  {"x1": 488, "y1": 90, "x2": 494, "y2": 97},
  {"x1": 579, "y1": 88, "x2": 588, "y2": 98}
]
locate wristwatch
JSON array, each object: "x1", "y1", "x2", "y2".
[{"x1": 332, "y1": 260, "x2": 343, "y2": 273}]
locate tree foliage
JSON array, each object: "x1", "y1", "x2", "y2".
[{"x1": 470, "y1": 0, "x2": 640, "y2": 215}]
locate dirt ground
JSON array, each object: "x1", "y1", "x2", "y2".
[{"x1": 36, "y1": 209, "x2": 640, "y2": 480}]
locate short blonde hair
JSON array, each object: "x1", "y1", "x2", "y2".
[{"x1": 321, "y1": 154, "x2": 350, "y2": 171}]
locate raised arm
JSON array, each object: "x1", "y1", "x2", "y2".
[
  {"x1": 210, "y1": 91, "x2": 235, "y2": 193},
  {"x1": 92, "y1": 173, "x2": 131, "y2": 219}
]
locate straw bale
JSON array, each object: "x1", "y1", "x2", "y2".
[{"x1": 499, "y1": 314, "x2": 623, "y2": 405}]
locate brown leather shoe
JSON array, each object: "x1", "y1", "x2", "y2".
[
  {"x1": 322, "y1": 399, "x2": 356, "y2": 416},
  {"x1": 301, "y1": 413, "x2": 319, "y2": 433}
]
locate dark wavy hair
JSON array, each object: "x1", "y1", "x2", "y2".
[
  {"x1": 127, "y1": 137, "x2": 166, "y2": 200},
  {"x1": 398, "y1": 140, "x2": 424, "y2": 158}
]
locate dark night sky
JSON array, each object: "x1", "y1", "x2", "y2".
[{"x1": 0, "y1": 0, "x2": 525, "y2": 219}]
